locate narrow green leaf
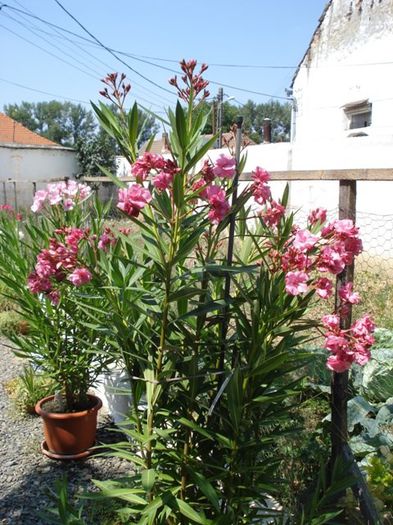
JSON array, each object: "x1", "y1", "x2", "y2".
[
  {"x1": 141, "y1": 469, "x2": 156, "y2": 492},
  {"x1": 175, "y1": 499, "x2": 208, "y2": 524}
]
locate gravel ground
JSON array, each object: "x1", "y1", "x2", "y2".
[{"x1": 0, "y1": 339, "x2": 133, "y2": 525}]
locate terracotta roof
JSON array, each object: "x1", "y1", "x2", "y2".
[{"x1": 0, "y1": 112, "x2": 60, "y2": 147}]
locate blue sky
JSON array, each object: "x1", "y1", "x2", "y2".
[{"x1": 0, "y1": 0, "x2": 328, "y2": 113}]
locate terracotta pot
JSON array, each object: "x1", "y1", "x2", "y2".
[{"x1": 35, "y1": 394, "x2": 102, "y2": 460}]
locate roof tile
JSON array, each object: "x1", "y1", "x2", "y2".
[{"x1": 0, "y1": 112, "x2": 59, "y2": 146}]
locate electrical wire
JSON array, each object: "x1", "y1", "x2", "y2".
[
  {"x1": 52, "y1": 0, "x2": 176, "y2": 98},
  {"x1": 0, "y1": 76, "x2": 90, "y2": 104},
  {"x1": 0, "y1": 3, "x2": 292, "y2": 101},
  {"x1": 1, "y1": 2, "x2": 175, "y2": 108},
  {"x1": 2, "y1": 11, "x2": 103, "y2": 77},
  {"x1": 0, "y1": 22, "x2": 99, "y2": 80}
]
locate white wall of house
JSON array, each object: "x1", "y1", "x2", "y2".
[
  {"x1": 0, "y1": 144, "x2": 77, "y2": 209},
  {"x1": 292, "y1": 0, "x2": 393, "y2": 144}
]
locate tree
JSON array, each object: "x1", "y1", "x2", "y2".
[
  {"x1": 74, "y1": 129, "x2": 117, "y2": 179},
  {"x1": 4, "y1": 101, "x2": 96, "y2": 147},
  {"x1": 193, "y1": 98, "x2": 291, "y2": 143}
]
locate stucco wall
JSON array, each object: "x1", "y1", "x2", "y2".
[
  {"x1": 0, "y1": 145, "x2": 77, "y2": 210},
  {"x1": 293, "y1": 0, "x2": 393, "y2": 143}
]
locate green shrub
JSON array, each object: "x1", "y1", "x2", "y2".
[
  {"x1": 0, "y1": 310, "x2": 23, "y2": 337},
  {"x1": 0, "y1": 282, "x2": 16, "y2": 312},
  {"x1": 6, "y1": 365, "x2": 57, "y2": 415}
]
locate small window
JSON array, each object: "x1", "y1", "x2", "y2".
[{"x1": 343, "y1": 99, "x2": 372, "y2": 130}]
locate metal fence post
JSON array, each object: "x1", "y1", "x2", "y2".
[{"x1": 13, "y1": 181, "x2": 18, "y2": 211}]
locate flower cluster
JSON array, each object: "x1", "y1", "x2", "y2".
[
  {"x1": 251, "y1": 167, "x2": 271, "y2": 206},
  {"x1": 31, "y1": 181, "x2": 92, "y2": 213},
  {"x1": 169, "y1": 59, "x2": 209, "y2": 103},
  {"x1": 322, "y1": 312, "x2": 375, "y2": 372},
  {"x1": 131, "y1": 152, "x2": 181, "y2": 190},
  {"x1": 28, "y1": 228, "x2": 92, "y2": 304},
  {"x1": 0, "y1": 204, "x2": 22, "y2": 221},
  {"x1": 279, "y1": 219, "x2": 363, "y2": 298},
  {"x1": 117, "y1": 184, "x2": 152, "y2": 217},
  {"x1": 118, "y1": 153, "x2": 236, "y2": 225},
  {"x1": 251, "y1": 167, "x2": 373, "y2": 372},
  {"x1": 99, "y1": 72, "x2": 131, "y2": 110}
]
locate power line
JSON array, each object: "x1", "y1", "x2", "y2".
[
  {"x1": 52, "y1": 0, "x2": 176, "y2": 97},
  {"x1": 0, "y1": 3, "x2": 292, "y2": 101},
  {"x1": 2, "y1": 11, "x2": 103, "y2": 77},
  {"x1": 0, "y1": 3, "x2": 174, "y2": 108},
  {"x1": 0, "y1": 22, "x2": 100, "y2": 80},
  {"x1": 0, "y1": 76, "x2": 90, "y2": 104}
]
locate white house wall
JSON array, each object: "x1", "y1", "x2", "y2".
[
  {"x1": 293, "y1": 0, "x2": 393, "y2": 143},
  {"x1": 0, "y1": 145, "x2": 77, "y2": 210}
]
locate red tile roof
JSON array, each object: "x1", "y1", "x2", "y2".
[{"x1": 0, "y1": 112, "x2": 59, "y2": 146}]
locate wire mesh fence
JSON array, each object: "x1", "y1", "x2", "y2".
[{"x1": 1, "y1": 176, "x2": 393, "y2": 330}]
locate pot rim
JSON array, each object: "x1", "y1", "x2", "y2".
[{"x1": 35, "y1": 393, "x2": 102, "y2": 419}]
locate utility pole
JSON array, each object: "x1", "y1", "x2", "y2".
[{"x1": 216, "y1": 87, "x2": 224, "y2": 148}]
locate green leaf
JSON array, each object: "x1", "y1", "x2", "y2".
[
  {"x1": 172, "y1": 172, "x2": 184, "y2": 208},
  {"x1": 175, "y1": 499, "x2": 208, "y2": 524},
  {"x1": 227, "y1": 367, "x2": 243, "y2": 433},
  {"x1": 168, "y1": 287, "x2": 201, "y2": 303},
  {"x1": 188, "y1": 470, "x2": 220, "y2": 511},
  {"x1": 97, "y1": 164, "x2": 127, "y2": 188},
  {"x1": 175, "y1": 100, "x2": 188, "y2": 150},
  {"x1": 184, "y1": 134, "x2": 218, "y2": 173},
  {"x1": 92, "y1": 481, "x2": 146, "y2": 506},
  {"x1": 141, "y1": 469, "x2": 156, "y2": 492}
]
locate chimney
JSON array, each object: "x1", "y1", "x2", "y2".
[
  {"x1": 162, "y1": 132, "x2": 170, "y2": 152},
  {"x1": 263, "y1": 118, "x2": 272, "y2": 144}
]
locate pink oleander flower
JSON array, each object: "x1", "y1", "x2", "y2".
[
  {"x1": 31, "y1": 182, "x2": 92, "y2": 213},
  {"x1": 47, "y1": 290, "x2": 61, "y2": 305},
  {"x1": 28, "y1": 272, "x2": 52, "y2": 294},
  {"x1": 200, "y1": 159, "x2": 215, "y2": 183},
  {"x1": 251, "y1": 167, "x2": 271, "y2": 205},
  {"x1": 212, "y1": 155, "x2": 236, "y2": 178},
  {"x1": 153, "y1": 171, "x2": 173, "y2": 191},
  {"x1": 326, "y1": 353, "x2": 353, "y2": 373},
  {"x1": 117, "y1": 184, "x2": 152, "y2": 217},
  {"x1": 31, "y1": 190, "x2": 48, "y2": 212},
  {"x1": 281, "y1": 246, "x2": 309, "y2": 272},
  {"x1": 351, "y1": 314, "x2": 376, "y2": 338},
  {"x1": 339, "y1": 282, "x2": 361, "y2": 305},
  {"x1": 192, "y1": 178, "x2": 209, "y2": 200},
  {"x1": 285, "y1": 271, "x2": 309, "y2": 296},
  {"x1": 98, "y1": 228, "x2": 116, "y2": 251},
  {"x1": 324, "y1": 332, "x2": 349, "y2": 354},
  {"x1": 315, "y1": 277, "x2": 334, "y2": 299},
  {"x1": 333, "y1": 219, "x2": 359, "y2": 238},
  {"x1": 353, "y1": 344, "x2": 371, "y2": 366},
  {"x1": 293, "y1": 229, "x2": 319, "y2": 253},
  {"x1": 261, "y1": 200, "x2": 285, "y2": 227},
  {"x1": 308, "y1": 208, "x2": 327, "y2": 226},
  {"x1": 322, "y1": 314, "x2": 340, "y2": 331},
  {"x1": 65, "y1": 228, "x2": 86, "y2": 250},
  {"x1": 67, "y1": 267, "x2": 92, "y2": 287},
  {"x1": 206, "y1": 185, "x2": 230, "y2": 224},
  {"x1": 317, "y1": 246, "x2": 346, "y2": 275},
  {"x1": 131, "y1": 152, "x2": 166, "y2": 182}
]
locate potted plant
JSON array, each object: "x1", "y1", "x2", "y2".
[{"x1": 0, "y1": 183, "x2": 113, "y2": 459}]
